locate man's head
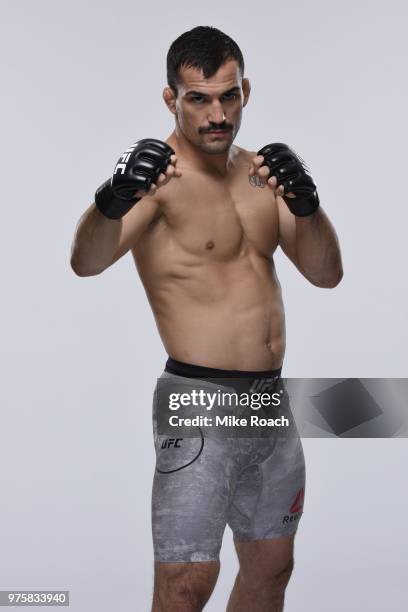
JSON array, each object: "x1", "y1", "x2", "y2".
[{"x1": 163, "y1": 26, "x2": 250, "y2": 155}]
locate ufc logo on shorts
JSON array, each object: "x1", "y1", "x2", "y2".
[
  {"x1": 114, "y1": 143, "x2": 137, "y2": 175},
  {"x1": 161, "y1": 438, "x2": 183, "y2": 449},
  {"x1": 250, "y1": 377, "x2": 279, "y2": 393}
]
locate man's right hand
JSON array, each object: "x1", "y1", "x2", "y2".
[{"x1": 95, "y1": 139, "x2": 179, "y2": 219}]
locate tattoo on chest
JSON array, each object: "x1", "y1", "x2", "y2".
[{"x1": 249, "y1": 174, "x2": 266, "y2": 188}]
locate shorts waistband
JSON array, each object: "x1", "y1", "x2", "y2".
[{"x1": 165, "y1": 357, "x2": 282, "y2": 380}]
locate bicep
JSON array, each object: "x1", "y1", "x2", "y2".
[{"x1": 110, "y1": 194, "x2": 161, "y2": 265}]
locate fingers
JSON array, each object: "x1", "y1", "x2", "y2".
[
  {"x1": 250, "y1": 153, "x2": 298, "y2": 198},
  {"x1": 169, "y1": 154, "x2": 182, "y2": 177},
  {"x1": 144, "y1": 156, "x2": 182, "y2": 196},
  {"x1": 250, "y1": 154, "x2": 295, "y2": 198},
  {"x1": 158, "y1": 156, "x2": 182, "y2": 185},
  {"x1": 249, "y1": 154, "x2": 269, "y2": 179},
  {"x1": 250, "y1": 154, "x2": 276, "y2": 189},
  {"x1": 266, "y1": 179, "x2": 295, "y2": 198},
  {"x1": 146, "y1": 184, "x2": 157, "y2": 196},
  {"x1": 267, "y1": 176, "x2": 285, "y2": 196}
]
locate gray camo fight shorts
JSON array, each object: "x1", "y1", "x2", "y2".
[{"x1": 152, "y1": 360, "x2": 306, "y2": 563}]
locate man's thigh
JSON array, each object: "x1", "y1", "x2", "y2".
[
  {"x1": 152, "y1": 434, "x2": 236, "y2": 563},
  {"x1": 227, "y1": 435, "x2": 306, "y2": 542}
]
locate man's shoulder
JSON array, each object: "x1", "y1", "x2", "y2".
[{"x1": 232, "y1": 144, "x2": 257, "y2": 164}]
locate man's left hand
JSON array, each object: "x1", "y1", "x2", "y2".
[{"x1": 249, "y1": 142, "x2": 320, "y2": 217}]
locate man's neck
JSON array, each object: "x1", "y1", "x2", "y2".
[{"x1": 167, "y1": 129, "x2": 237, "y2": 177}]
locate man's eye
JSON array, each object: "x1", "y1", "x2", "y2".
[
  {"x1": 191, "y1": 96, "x2": 205, "y2": 103},
  {"x1": 222, "y1": 93, "x2": 238, "y2": 100}
]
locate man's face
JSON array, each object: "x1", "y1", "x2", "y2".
[{"x1": 165, "y1": 59, "x2": 250, "y2": 154}]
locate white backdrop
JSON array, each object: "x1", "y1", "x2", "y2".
[{"x1": 0, "y1": 0, "x2": 407, "y2": 610}]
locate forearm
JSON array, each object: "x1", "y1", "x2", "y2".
[
  {"x1": 70, "y1": 203, "x2": 121, "y2": 276},
  {"x1": 294, "y1": 207, "x2": 343, "y2": 288}
]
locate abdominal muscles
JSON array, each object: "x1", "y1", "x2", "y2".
[{"x1": 136, "y1": 242, "x2": 286, "y2": 371}]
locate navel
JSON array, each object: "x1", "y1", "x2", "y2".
[{"x1": 206, "y1": 241, "x2": 215, "y2": 250}]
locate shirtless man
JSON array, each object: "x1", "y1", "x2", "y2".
[{"x1": 70, "y1": 26, "x2": 343, "y2": 612}]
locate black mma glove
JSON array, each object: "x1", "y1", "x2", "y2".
[
  {"x1": 257, "y1": 143, "x2": 319, "y2": 217},
  {"x1": 95, "y1": 139, "x2": 175, "y2": 219}
]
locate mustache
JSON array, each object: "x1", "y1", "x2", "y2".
[{"x1": 199, "y1": 123, "x2": 233, "y2": 134}]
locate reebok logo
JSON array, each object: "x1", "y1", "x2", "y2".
[
  {"x1": 282, "y1": 488, "x2": 304, "y2": 525},
  {"x1": 289, "y1": 488, "x2": 304, "y2": 513}
]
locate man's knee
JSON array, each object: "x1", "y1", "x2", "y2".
[
  {"x1": 271, "y1": 557, "x2": 294, "y2": 592},
  {"x1": 156, "y1": 579, "x2": 206, "y2": 610},
  {"x1": 153, "y1": 561, "x2": 220, "y2": 612},
  {"x1": 241, "y1": 557, "x2": 294, "y2": 596}
]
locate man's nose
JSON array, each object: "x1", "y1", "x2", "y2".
[{"x1": 207, "y1": 102, "x2": 226, "y2": 124}]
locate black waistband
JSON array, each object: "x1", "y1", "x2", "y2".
[{"x1": 165, "y1": 357, "x2": 282, "y2": 380}]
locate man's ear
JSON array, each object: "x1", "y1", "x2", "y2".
[
  {"x1": 163, "y1": 86, "x2": 177, "y2": 114},
  {"x1": 242, "y1": 78, "x2": 251, "y2": 107}
]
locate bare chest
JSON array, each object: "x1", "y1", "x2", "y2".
[{"x1": 160, "y1": 168, "x2": 280, "y2": 259}]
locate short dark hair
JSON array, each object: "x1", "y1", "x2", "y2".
[{"x1": 167, "y1": 26, "x2": 245, "y2": 94}]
